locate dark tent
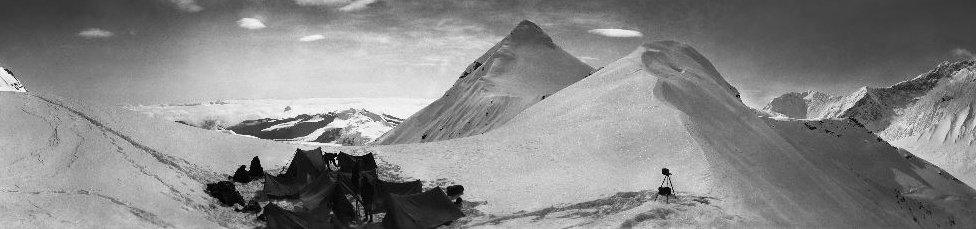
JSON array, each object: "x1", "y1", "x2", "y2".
[
  {"x1": 337, "y1": 153, "x2": 377, "y2": 173},
  {"x1": 382, "y1": 187, "x2": 464, "y2": 229},
  {"x1": 262, "y1": 202, "x2": 342, "y2": 229},
  {"x1": 263, "y1": 173, "x2": 303, "y2": 198},
  {"x1": 298, "y1": 172, "x2": 338, "y2": 210},
  {"x1": 365, "y1": 180, "x2": 423, "y2": 213},
  {"x1": 264, "y1": 148, "x2": 329, "y2": 198},
  {"x1": 283, "y1": 148, "x2": 327, "y2": 180}
]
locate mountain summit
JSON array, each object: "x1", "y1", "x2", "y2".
[{"x1": 372, "y1": 20, "x2": 594, "y2": 145}]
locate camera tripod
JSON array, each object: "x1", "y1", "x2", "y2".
[{"x1": 654, "y1": 168, "x2": 675, "y2": 204}]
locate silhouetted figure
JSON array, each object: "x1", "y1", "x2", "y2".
[
  {"x1": 232, "y1": 165, "x2": 250, "y2": 183},
  {"x1": 248, "y1": 156, "x2": 263, "y2": 179}
]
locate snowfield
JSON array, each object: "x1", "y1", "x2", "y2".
[{"x1": 0, "y1": 91, "x2": 297, "y2": 228}]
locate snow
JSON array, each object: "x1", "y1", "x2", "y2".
[
  {"x1": 3, "y1": 33, "x2": 976, "y2": 228},
  {"x1": 360, "y1": 42, "x2": 976, "y2": 227},
  {"x1": 372, "y1": 20, "x2": 595, "y2": 145},
  {"x1": 0, "y1": 91, "x2": 298, "y2": 228},
  {"x1": 0, "y1": 67, "x2": 28, "y2": 92}
]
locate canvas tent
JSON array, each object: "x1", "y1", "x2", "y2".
[
  {"x1": 262, "y1": 203, "x2": 342, "y2": 229},
  {"x1": 382, "y1": 187, "x2": 464, "y2": 229},
  {"x1": 264, "y1": 148, "x2": 328, "y2": 198}
]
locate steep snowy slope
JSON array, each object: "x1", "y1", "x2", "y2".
[
  {"x1": 227, "y1": 109, "x2": 398, "y2": 145},
  {"x1": 0, "y1": 67, "x2": 28, "y2": 92},
  {"x1": 764, "y1": 60, "x2": 976, "y2": 187},
  {"x1": 881, "y1": 60, "x2": 976, "y2": 187},
  {"x1": 0, "y1": 91, "x2": 297, "y2": 228},
  {"x1": 362, "y1": 42, "x2": 976, "y2": 228},
  {"x1": 372, "y1": 20, "x2": 594, "y2": 145}
]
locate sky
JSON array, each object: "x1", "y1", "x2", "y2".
[{"x1": 0, "y1": 0, "x2": 974, "y2": 108}]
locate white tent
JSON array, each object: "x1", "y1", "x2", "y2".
[{"x1": 0, "y1": 67, "x2": 27, "y2": 92}]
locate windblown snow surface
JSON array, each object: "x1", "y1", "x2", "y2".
[
  {"x1": 763, "y1": 60, "x2": 976, "y2": 189},
  {"x1": 0, "y1": 91, "x2": 299, "y2": 228},
  {"x1": 372, "y1": 20, "x2": 594, "y2": 145},
  {"x1": 356, "y1": 42, "x2": 976, "y2": 228}
]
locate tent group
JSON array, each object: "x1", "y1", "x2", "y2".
[{"x1": 260, "y1": 147, "x2": 465, "y2": 229}]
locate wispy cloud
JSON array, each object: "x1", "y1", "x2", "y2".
[
  {"x1": 78, "y1": 28, "x2": 114, "y2": 39},
  {"x1": 237, "y1": 18, "x2": 267, "y2": 30},
  {"x1": 168, "y1": 0, "x2": 203, "y2": 12},
  {"x1": 293, "y1": 0, "x2": 379, "y2": 12},
  {"x1": 299, "y1": 34, "x2": 326, "y2": 42},
  {"x1": 587, "y1": 29, "x2": 643, "y2": 38},
  {"x1": 338, "y1": 0, "x2": 378, "y2": 12},
  {"x1": 952, "y1": 48, "x2": 974, "y2": 59}
]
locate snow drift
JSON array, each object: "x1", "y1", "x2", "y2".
[
  {"x1": 365, "y1": 42, "x2": 976, "y2": 228},
  {"x1": 372, "y1": 20, "x2": 594, "y2": 145}
]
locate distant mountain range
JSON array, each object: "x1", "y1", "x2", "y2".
[
  {"x1": 128, "y1": 98, "x2": 428, "y2": 145},
  {"x1": 763, "y1": 59, "x2": 976, "y2": 186}
]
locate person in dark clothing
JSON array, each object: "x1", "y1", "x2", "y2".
[{"x1": 445, "y1": 185, "x2": 464, "y2": 207}]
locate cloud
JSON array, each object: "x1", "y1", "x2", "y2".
[
  {"x1": 237, "y1": 18, "x2": 267, "y2": 30},
  {"x1": 168, "y1": 0, "x2": 203, "y2": 12},
  {"x1": 293, "y1": 0, "x2": 379, "y2": 11},
  {"x1": 299, "y1": 34, "x2": 326, "y2": 42},
  {"x1": 294, "y1": 0, "x2": 352, "y2": 6},
  {"x1": 952, "y1": 48, "x2": 974, "y2": 59},
  {"x1": 78, "y1": 28, "x2": 114, "y2": 39},
  {"x1": 338, "y1": 0, "x2": 378, "y2": 12},
  {"x1": 587, "y1": 29, "x2": 643, "y2": 38}
]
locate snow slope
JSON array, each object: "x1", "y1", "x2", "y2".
[
  {"x1": 763, "y1": 60, "x2": 976, "y2": 187},
  {"x1": 0, "y1": 91, "x2": 298, "y2": 228},
  {"x1": 372, "y1": 20, "x2": 594, "y2": 145},
  {"x1": 361, "y1": 42, "x2": 976, "y2": 228},
  {"x1": 0, "y1": 67, "x2": 28, "y2": 92}
]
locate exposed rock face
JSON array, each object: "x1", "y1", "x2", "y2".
[{"x1": 372, "y1": 20, "x2": 594, "y2": 145}]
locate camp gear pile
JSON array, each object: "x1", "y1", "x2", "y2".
[{"x1": 208, "y1": 148, "x2": 464, "y2": 228}]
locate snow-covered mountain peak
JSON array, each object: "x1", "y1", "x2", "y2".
[
  {"x1": 506, "y1": 20, "x2": 552, "y2": 44},
  {"x1": 0, "y1": 67, "x2": 28, "y2": 92},
  {"x1": 640, "y1": 41, "x2": 740, "y2": 98},
  {"x1": 372, "y1": 20, "x2": 593, "y2": 145}
]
